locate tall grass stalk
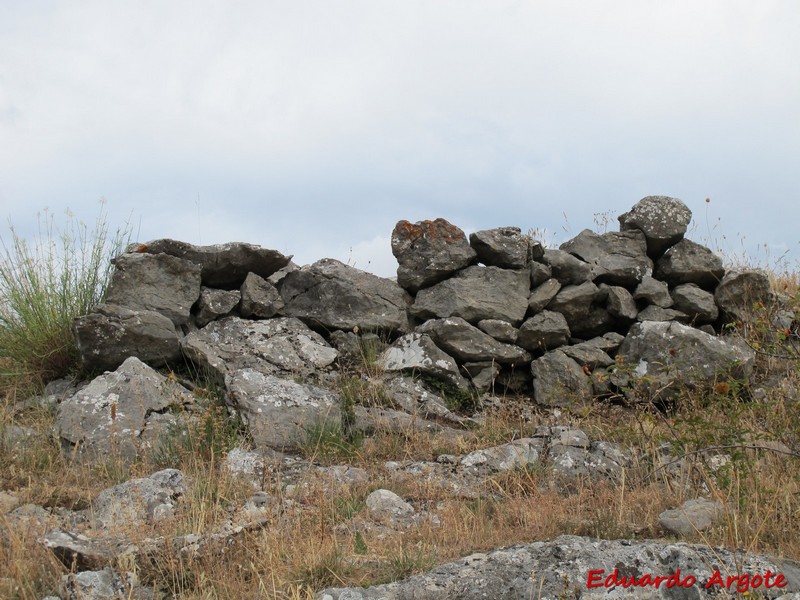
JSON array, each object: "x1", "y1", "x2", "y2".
[{"x1": 0, "y1": 204, "x2": 130, "y2": 395}]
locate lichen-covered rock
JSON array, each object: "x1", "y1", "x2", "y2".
[
  {"x1": 90, "y1": 469, "x2": 185, "y2": 531},
  {"x1": 417, "y1": 317, "x2": 530, "y2": 364},
  {"x1": 239, "y1": 272, "x2": 284, "y2": 319},
  {"x1": 654, "y1": 238, "x2": 725, "y2": 290},
  {"x1": 659, "y1": 498, "x2": 725, "y2": 536},
  {"x1": 714, "y1": 270, "x2": 774, "y2": 324},
  {"x1": 618, "y1": 195, "x2": 693, "y2": 257},
  {"x1": 531, "y1": 350, "x2": 592, "y2": 407},
  {"x1": 460, "y1": 438, "x2": 544, "y2": 472},
  {"x1": 469, "y1": 227, "x2": 531, "y2": 269},
  {"x1": 560, "y1": 228, "x2": 652, "y2": 287},
  {"x1": 392, "y1": 218, "x2": 477, "y2": 293},
  {"x1": 378, "y1": 333, "x2": 469, "y2": 390},
  {"x1": 280, "y1": 258, "x2": 411, "y2": 334},
  {"x1": 517, "y1": 311, "x2": 570, "y2": 352},
  {"x1": 194, "y1": 287, "x2": 241, "y2": 327},
  {"x1": 670, "y1": 283, "x2": 718, "y2": 324}
]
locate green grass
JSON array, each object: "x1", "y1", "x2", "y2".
[{"x1": 0, "y1": 205, "x2": 130, "y2": 396}]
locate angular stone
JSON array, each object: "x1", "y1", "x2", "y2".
[
  {"x1": 633, "y1": 275, "x2": 673, "y2": 308},
  {"x1": 417, "y1": 317, "x2": 531, "y2": 365},
  {"x1": 73, "y1": 304, "x2": 180, "y2": 372},
  {"x1": 469, "y1": 227, "x2": 530, "y2": 269},
  {"x1": 131, "y1": 239, "x2": 291, "y2": 289},
  {"x1": 604, "y1": 285, "x2": 638, "y2": 321},
  {"x1": 365, "y1": 489, "x2": 415, "y2": 525},
  {"x1": 194, "y1": 288, "x2": 240, "y2": 327},
  {"x1": 529, "y1": 261, "x2": 552, "y2": 288},
  {"x1": 531, "y1": 350, "x2": 593, "y2": 407},
  {"x1": 715, "y1": 270, "x2": 774, "y2": 324},
  {"x1": 239, "y1": 272, "x2": 284, "y2": 319},
  {"x1": 659, "y1": 498, "x2": 724, "y2": 536},
  {"x1": 55, "y1": 357, "x2": 194, "y2": 464},
  {"x1": 541, "y1": 249, "x2": 592, "y2": 285},
  {"x1": 382, "y1": 376, "x2": 471, "y2": 427},
  {"x1": 411, "y1": 266, "x2": 529, "y2": 326},
  {"x1": 90, "y1": 469, "x2": 185, "y2": 531},
  {"x1": 561, "y1": 342, "x2": 614, "y2": 370},
  {"x1": 391, "y1": 219, "x2": 476, "y2": 293},
  {"x1": 654, "y1": 238, "x2": 725, "y2": 290},
  {"x1": 460, "y1": 438, "x2": 544, "y2": 472},
  {"x1": 618, "y1": 195, "x2": 693, "y2": 257},
  {"x1": 461, "y1": 362, "x2": 500, "y2": 392},
  {"x1": 560, "y1": 229, "x2": 652, "y2": 287},
  {"x1": 106, "y1": 253, "x2": 201, "y2": 325},
  {"x1": 546, "y1": 282, "x2": 600, "y2": 331},
  {"x1": 615, "y1": 321, "x2": 755, "y2": 400},
  {"x1": 528, "y1": 278, "x2": 561, "y2": 314},
  {"x1": 181, "y1": 316, "x2": 337, "y2": 381},
  {"x1": 280, "y1": 259, "x2": 411, "y2": 334},
  {"x1": 227, "y1": 370, "x2": 341, "y2": 451},
  {"x1": 476, "y1": 319, "x2": 518, "y2": 344},
  {"x1": 636, "y1": 305, "x2": 688, "y2": 323},
  {"x1": 671, "y1": 283, "x2": 719, "y2": 324},
  {"x1": 378, "y1": 333, "x2": 469, "y2": 391},
  {"x1": 517, "y1": 311, "x2": 570, "y2": 352}
]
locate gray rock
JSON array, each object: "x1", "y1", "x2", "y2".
[
  {"x1": 365, "y1": 489, "x2": 416, "y2": 526},
  {"x1": 470, "y1": 227, "x2": 531, "y2": 269},
  {"x1": 131, "y1": 239, "x2": 291, "y2": 288},
  {"x1": 541, "y1": 249, "x2": 592, "y2": 285},
  {"x1": 56, "y1": 357, "x2": 194, "y2": 463},
  {"x1": 561, "y1": 341, "x2": 614, "y2": 370},
  {"x1": 546, "y1": 282, "x2": 600, "y2": 331},
  {"x1": 715, "y1": 270, "x2": 774, "y2": 324},
  {"x1": 529, "y1": 261, "x2": 552, "y2": 287},
  {"x1": 517, "y1": 311, "x2": 570, "y2": 352},
  {"x1": 106, "y1": 252, "x2": 201, "y2": 325},
  {"x1": 654, "y1": 238, "x2": 725, "y2": 290},
  {"x1": 391, "y1": 218, "x2": 477, "y2": 293},
  {"x1": 604, "y1": 285, "x2": 638, "y2": 321},
  {"x1": 267, "y1": 261, "x2": 300, "y2": 286},
  {"x1": 43, "y1": 529, "x2": 136, "y2": 571},
  {"x1": 378, "y1": 333, "x2": 469, "y2": 391},
  {"x1": 633, "y1": 275, "x2": 673, "y2": 307},
  {"x1": 461, "y1": 361, "x2": 500, "y2": 391},
  {"x1": 194, "y1": 287, "x2": 241, "y2": 327},
  {"x1": 637, "y1": 305, "x2": 689, "y2": 322},
  {"x1": 528, "y1": 278, "x2": 561, "y2": 314},
  {"x1": 328, "y1": 331, "x2": 387, "y2": 365},
  {"x1": 615, "y1": 321, "x2": 755, "y2": 400},
  {"x1": 460, "y1": 438, "x2": 544, "y2": 472},
  {"x1": 560, "y1": 229, "x2": 652, "y2": 287},
  {"x1": 671, "y1": 283, "x2": 719, "y2": 324},
  {"x1": 60, "y1": 567, "x2": 154, "y2": 600},
  {"x1": 227, "y1": 370, "x2": 341, "y2": 451},
  {"x1": 281, "y1": 259, "x2": 411, "y2": 334},
  {"x1": 73, "y1": 304, "x2": 181, "y2": 372},
  {"x1": 382, "y1": 376, "x2": 472, "y2": 427},
  {"x1": 239, "y1": 272, "x2": 284, "y2": 319},
  {"x1": 319, "y1": 534, "x2": 800, "y2": 600},
  {"x1": 618, "y1": 195, "x2": 693, "y2": 257},
  {"x1": 411, "y1": 265, "x2": 530, "y2": 326},
  {"x1": 417, "y1": 317, "x2": 531, "y2": 364},
  {"x1": 659, "y1": 498, "x2": 724, "y2": 536},
  {"x1": 531, "y1": 350, "x2": 592, "y2": 407},
  {"x1": 549, "y1": 430, "x2": 629, "y2": 481},
  {"x1": 90, "y1": 469, "x2": 185, "y2": 531},
  {"x1": 181, "y1": 316, "x2": 338, "y2": 381},
  {"x1": 477, "y1": 319, "x2": 518, "y2": 344}
]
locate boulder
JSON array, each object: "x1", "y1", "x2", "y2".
[
  {"x1": 280, "y1": 259, "x2": 411, "y2": 334},
  {"x1": 417, "y1": 317, "x2": 531, "y2": 364},
  {"x1": 527, "y1": 278, "x2": 561, "y2": 314},
  {"x1": 469, "y1": 227, "x2": 530, "y2": 269},
  {"x1": 615, "y1": 321, "x2": 755, "y2": 400},
  {"x1": 181, "y1": 316, "x2": 338, "y2": 381},
  {"x1": 227, "y1": 370, "x2": 341, "y2": 451},
  {"x1": 378, "y1": 333, "x2": 469, "y2": 391},
  {"x1": 659, "y1": 498, "x2": 725, "y2": 536},
  {"x1": 239, "y1": 272, "x2": 284, "y2": 319},
  {"x1": 531, "y1": 350, "x2": 593, "y2": 407},
  {"x1": 529, "y1": 261, "x2": 552, "y2": 287},
  {"x1": 618, "y1": 195, "x2": 693, "y2": 257},
  {"x1": 476, "y1": 319, "x2": 518, "y2": 344},
  {"x1": 517, "y1": 311, "x2": 570, "y2": 352},
  {"x1": 671, "y1": 283, "x2": 719, "y2": 324},
  {"x1": 460, "y1": 438, "x2": 544, "y2": 472},
  {"x1": 411, "y1": 266, "x2": 530, "y2": 325},
  {"x1": 654, "y1": 238, "x2": 725, "y2": 290},
  {"x1": 130, "y1": 239, "x2": 291, "y2": 288},
  {"x1": 55, "y1": 357, "x2": 194, "y2": 463},
  {"x1": 541, "y1": 249, "x2": 591, "y2": 285},
  {"x1": 714, "y1": 270, "x2": 774, "y2": 324},
  {"x1": 391, "y1": 218, "x2": 476, "y2": 293},
  {"x1": 365, "y1": 489, "x2": 416, "y2": 526},
  {"x1": 90, "y1": 469, "x2": 185, "y2": 531},
  {"x1": 603, "y1": 285, "x2": 638, "y2": 321},
  {"x1": 546, "y1": 282, "x2": 600, "y2": 330},
  {"x1": 106, "y1": 253, "x2": 201, "y2": 325},
  {"x1": 637, "y1": 305, "x2": 688, "y2": 322},
  {"x1": 73, "y1": 304, "x2": 181, "y2": 372},
  {"x1": 560, "y1": 229, "x2": 652, "y2": 286},
  {"x1": 633, "y1": 275, "x2": 673, "y2": 308},
  {"x1": 194, "y1": 288, "x2": 240, "y2": 327}
]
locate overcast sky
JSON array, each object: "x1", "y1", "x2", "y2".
[{"x1": 2, "y1": 1, "x2": 798, "y2": 276}]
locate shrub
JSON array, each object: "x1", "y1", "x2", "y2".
[{"x1": 0, "y1": 204, "x2": 130, "y2": 395}]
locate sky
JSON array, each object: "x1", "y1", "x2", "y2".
[{"x1": 2, "y1": 0, "x2": 799, "y2": 277}]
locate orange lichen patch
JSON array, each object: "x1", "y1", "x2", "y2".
[
  {"x1": 131, "y1": 243, "x2": 149, "y2": 253},
  {"x1": 392, "y1": 218, "x2": 467, "y2": 244}
]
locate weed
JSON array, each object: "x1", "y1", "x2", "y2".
[{"x1": 301, "y1": 420, "x2": 363, "y2": 464}]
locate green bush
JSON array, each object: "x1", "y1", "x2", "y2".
[{"x1": 0, "y1": 205, "x2": 130, "y2": 395}]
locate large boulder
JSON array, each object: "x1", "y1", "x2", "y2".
[
  {"x1": 280, "y1": 259, "x2": 411, "y2": 334},
  {"x1": 654, "y1": 239, "x2": 725, "y2": 290},
  {"x1": 531, "y1": 350, "x2": 593, "y2": 407},
  {"x1": 410, "y1": 266, "x2": 530, "y2": 326},
  {"x1": 416, "y1": 317, "x2": 531, "y2": 365},
  {"x1": 670, "y1": 283, "x2": 718, "y2": 324},
  {"x1": 546, "y1": 282, "x2": 600, "y2": 331},
  {"x1": 517, "y1": 311, "x2": 570, "y2": 352},
  {"x1": 469, "y1": 227, "x2": 531, "y2": 269},
  {"x1": 541, "y1": 249, "x2": 592, "y2": 285},
  {"x1": 391, "y1": 218, "x2": 477, "y2": 293},
  {"x1": 714, "y1": 270, "x2": 774, "y2": 324},
  {"x1": 227, "y1": 370, "x2": 341, "y2": 451},
  {"x1": 239, "y1": 272, "x2": 284, "y2": 319},
  {"x1": 378, "y1": 333, "x2": 469, "y2": 391},
  {"x1": 90, "y1": 469, "x2": 185, "y2": 531},
  {"x1": 560, "y1": 229, "x2": 652, "y2": 287},
  {"x1": 73, "y1": 304, "x2": 181, "y2": 372},
  {"x1": 194, "y1": 287, "x2": 241, "y2": 327},
  {"x1": 55, "y1": 357, "x2": 194, "y2": 463},
  {"x1": 130, "y1": 239, "x2": 291, "y2": 289},
  {"x1": 181, "y1": 316, "x2": 338, "y2": 381},
  {"x1": 618, "y1": 195, "x2": 693, "y2": 257},
  {"x1": 615, "y1": 321, "x2": 755, "y2": 400},
  {"x1": 106, "y1": 253, "x2": 201, "y2": 326}
]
